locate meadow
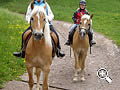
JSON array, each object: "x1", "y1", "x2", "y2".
[{"x1": 0, "y1": 9, "x2": 28, "y2": 88}]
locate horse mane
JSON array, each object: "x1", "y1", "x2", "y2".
[
  {"x1": 81, "y1": 14, "x2": 92, "y2": 25},
  {"x1": 81, "y1": 14, "x2": 90, "y2": 20},
  {"x1": 31, "y1": 6, "x2": 46, "y2": 17}
]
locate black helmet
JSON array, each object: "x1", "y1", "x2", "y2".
[{"x1": 80, "y1": 0, "x2": 86, "y2": 6}]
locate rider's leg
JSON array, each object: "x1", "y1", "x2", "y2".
[
  {"x1": 13, "y1": 26, "x2": 31, "y2": 58},
  {"x1": 65, "y1": 24, "x2": 77, "y2": 45},
  {"x1": 88, "y1": 27, "x2": 96, "y2": 47},
  {"x1": 50, "y1": 25, "x2": 65, "y2": 58}
]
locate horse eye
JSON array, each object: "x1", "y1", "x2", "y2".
[
  {"x1": 31, "y1": 17, "x2": 34, "y2": 21},
  {"x1": 80, "y1": 22, "x2": 82, "y2": 24},
  {"x1": 43, "y1": 18, "x2": 46, "y2": 22},
  {"x1": 88, "y1": 24, "x2": 90, "y2": 26}
]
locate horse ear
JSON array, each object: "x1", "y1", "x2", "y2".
[
  {"x1": 43, "y1": 0, "x2": 46, "y2": 3},
  {"x1": 90, "y1": 14, "x2": 94, "y2": 19},
  {"x1": 31, "y1": 1, "x2": 34, "y2": 10},
  {"x1": 44, "y1": 4, "x2": 47, "y2": 9}
]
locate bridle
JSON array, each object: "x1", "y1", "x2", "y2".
[
  {"x1": 79, "y1": 19, "x2": 91, "y2": 34},
  {"x1": 79, "y1": 25, "x2": 90, "y2": 34}
]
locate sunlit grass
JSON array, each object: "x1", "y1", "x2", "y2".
[
  {"x1": 0, "y1": 8, "x2": 29, "y2": 88},
  {"x1": 0, "y1": 0, "x2": 120, "y2": 46}
]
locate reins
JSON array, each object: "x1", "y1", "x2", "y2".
[{"x1": 79, "y1": 24, "x2": 92, "y2": 54}]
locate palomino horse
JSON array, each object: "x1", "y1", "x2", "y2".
[
  {"x1": 72, "y1": 14, "x2": 93, "y2": 81},
  {"x1": 25, "y1": 6, "x2": 57, "y2": 90}
]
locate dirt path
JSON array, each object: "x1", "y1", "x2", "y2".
[{"x1": 1, "y1": 21, "x2": 120, "y2": 90}]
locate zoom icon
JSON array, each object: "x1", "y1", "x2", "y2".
[{"x1": 97, "y1": 68, "x2": 112, "y2": 83}]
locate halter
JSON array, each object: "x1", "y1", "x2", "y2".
[{"x1": 79, "y1": 26, "x2": 89, "y2": 34}]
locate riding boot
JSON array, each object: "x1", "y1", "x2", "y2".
[
  {"x1": 13, "y1": 26, "x2": 31, "y2": 58},
  {"x1": 65, "y1": 29, "x2": 76, "y2": 46},
  {"x1": 65, "y1": 33, "x2": 72, "y2": 45},
  {"x1": 50, "y1": 25, "x2": 65, "y2": 58},
  {"x1": 13, "y1": 34, "x2": 25, "y2": 58},
  {"x1": 13, "y1": 50, "x2": 25, "y2": 58},
  {"x1": 88, "y1": 32, "x2": 96, "y2": 47},
  {"x1": 56, "y1": 48, "x2": 65, "y2": 58},
  {"x1": 56, "y1": 42, "x2": 65, "y2": 58},
  {"x1": 13, "y1": 39, "x2": 25, "y2": 58}
]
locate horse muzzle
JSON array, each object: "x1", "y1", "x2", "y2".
[
  {"x1": 33, "y1": 31, "x2": 44, "y2": 40},
  {"x1": 79, "y1": 30, "x2": 86, "y2": 40}
]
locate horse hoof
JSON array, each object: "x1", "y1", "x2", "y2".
[
  {"x1": 81, "y1": 77, "x2": 85, "y2": 81},
  {"x1": 73, "y1": 77, "x2": 78, "y2": 82}
]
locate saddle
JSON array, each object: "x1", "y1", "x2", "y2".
[
  {"x1": 69, "y1": 26, "x2": 77, "y2": 44},
  {"x1": 50, "y1": 31, "x2": 58, "y2": 58},
  {"x1": 23, "y1": 30, "x2": 58, "y2": 58}
]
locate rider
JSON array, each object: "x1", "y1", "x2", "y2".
[
  {"x1": 65, "y1": 0, "x2": 96, "y2": 46},
  {"x1": 13, "y1": 0, "x2": 65, "y2": 58}
]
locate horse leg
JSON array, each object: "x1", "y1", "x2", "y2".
[
  {"x1": 35, "y1": 68, "x2": 41, "y2": 90},
  {"x1": 80, "y1": 54, "x2": 87, "y2": 81},
  {"x1": 42, "y1": 65, "x2": 50, "y2": 90},
  {"x1": 26, "y1": 66, "x2": 34, "y2": 90},
  {"x1": 73, "y1": 52, "x2": 79, "y2": 81},
  {"x1": 78, "y1": 54, "x2": 82, "y2": 73}
]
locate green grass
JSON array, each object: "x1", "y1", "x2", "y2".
[
  {"x1": 0, "y1": 0, "x2": 30, "y2": 14},
  {"x1": 0, "y1": 0, "x2": 119, "y2": 46},
  {"x1": 0, "y1": 0, "x2": 120, "y2": 88},
  {"x1": 0, "y1": 8, "x2": 28, "y2": 88},
  {"x1": 49, "y1": 0, "x2": 120, "y2": 46}
]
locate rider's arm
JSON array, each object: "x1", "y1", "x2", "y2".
[
  {"x1": 84, "y1": 9, "x2": 90, "y2": 15},
  {"x1": 72, "y1": 10, "x2": 78, "y2": 24},
  {"x1": 26, "y1": 3, "x2": 32, "y2": 24},
  {"x1": 46, "y1": 3, "x2": 54, "y2": 22}
]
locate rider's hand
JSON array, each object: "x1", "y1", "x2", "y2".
[{"x1": 76, "y1": 19, "x2": 79, "y2": 23}]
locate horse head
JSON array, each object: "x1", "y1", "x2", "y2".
[
  {"x1": 30, "y1": 5, "x2": 48, "y2": 40},
  {"x1": 78, "y1": 14, "x2": 93, "y2": 40}
]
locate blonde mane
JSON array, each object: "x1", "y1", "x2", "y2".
[
  {"x1": 81, "y1": 14, "x2": 92, "y2": 26},
  {"x1": 81, "y1": 14, "x2": 90, "y2": 20},
  {"x1": 30, "y1": 6, "x2": 46, "y2": 18}
]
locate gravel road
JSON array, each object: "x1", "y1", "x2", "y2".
[{"x1": 1, "y1": 21, "x2": 120, "y2": 90}]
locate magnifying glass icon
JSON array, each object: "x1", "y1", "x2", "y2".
[{"x1": 97, "y1": 68, "x2": 112, "y2": 83}]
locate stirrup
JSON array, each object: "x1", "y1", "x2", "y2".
[{"x1": 65, "y1": 40, "x2": 71, "y2": 46}]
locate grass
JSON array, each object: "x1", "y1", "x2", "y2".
[
  {"x1": 0, "y1": 0, "x2": 30, "y2": 14},
  {"x1": 48, "y1": 0, "x2": 120, "y2": 46},
  {"x1": 0, "y1": 0, "x2": 120, "y2": 46},
  {"x1": 0, "y1": 0, "x2": 120, "y2": 88},
  {"x1": 0, "y1": 8, "x2": 29, "y2": 88}
]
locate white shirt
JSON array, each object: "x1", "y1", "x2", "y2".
[{"x1": 25, "y1": 2, "x2": 54, "y2": 24}]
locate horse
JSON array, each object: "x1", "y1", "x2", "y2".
[
  {"x1": 72, "y1": 14, "x2": 93, "y2": 81},
  {"x1": 24, "y1": 6, "x2": 57, "y2": 90}
]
